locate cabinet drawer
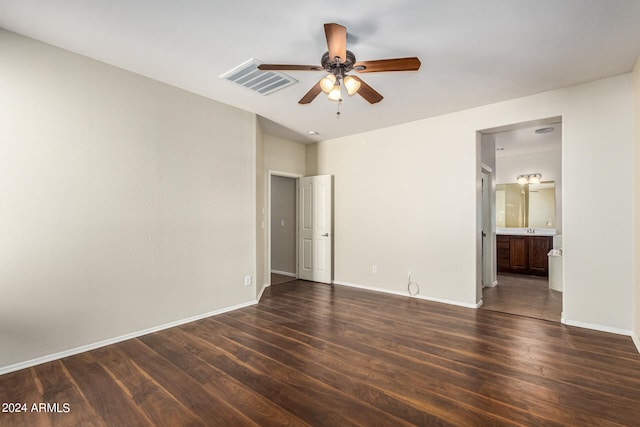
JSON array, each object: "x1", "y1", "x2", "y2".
[{"x1": 496, "y1": 236, "x2": 510, "y2": 249}]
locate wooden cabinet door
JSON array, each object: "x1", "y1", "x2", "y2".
[
  {"x1": 509, "y1": 236, "x2": 528, "y2": 273},
  {"x1": 528, "y1": 236, "x2": 552, "y2": 276},
  {"x1": 496, "y1": 236, "x2": 510, "y2": 273}
]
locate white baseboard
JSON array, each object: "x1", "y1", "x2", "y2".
[
  {"x1": 561, "y1": 318, "x2": 633, "y2": 337},
  {"x1": 332, "y1": 280, "x2": 481, "y2": 309},
  {"x1": 0, "y1": 299, "x2": 258, "y2": 376},
  {"x1": 632, "y1": 333, "x2": 640, "y2": 354},
  {"x1": 270, "y1": 270, "x2": 296, "y2": 277},
  {"x1": 413, "y1": 292, "x2": 483, "y2": 309},
  {"x1": 257, "y1": 282, "x2": 270, "y2": 302}
]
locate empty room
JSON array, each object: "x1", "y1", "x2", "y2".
[{"x1": 2, "y1": 1, "x2": 640, "y2": 425}]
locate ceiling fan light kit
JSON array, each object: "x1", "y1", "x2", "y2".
[{"x1": 257, "y1": 23, "x2": 421, "y2": 107}]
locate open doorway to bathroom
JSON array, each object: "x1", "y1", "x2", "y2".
[{"x1": 479, "y1": 118, "x2": 563, "y2": 322}]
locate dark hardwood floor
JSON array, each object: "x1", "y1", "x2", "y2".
[
  {"x1": 481, "y1": 273, "x2": 562, "y2": 322},
  {"x1": 270, "y1": 272, "x2": 297, "y2": 285},
  {"x1": 2, "y1": 280, "x2": 639, "y2": 426}
]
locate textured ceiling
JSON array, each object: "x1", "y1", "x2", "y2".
[{"x1": 1, "y1": 0, "x2": 640, "y2": 142}]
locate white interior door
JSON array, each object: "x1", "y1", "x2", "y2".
[{"x1": 299, "y1": 175, "x2": 332, "y2": 284}]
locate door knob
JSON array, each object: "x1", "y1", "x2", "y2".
[{"x1": 321, "y1": 233, "x2": 329, "y2": 237}]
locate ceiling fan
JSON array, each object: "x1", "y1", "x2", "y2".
[{"x1": 258, "y1": 23, "x2": 421, "y2": 105}]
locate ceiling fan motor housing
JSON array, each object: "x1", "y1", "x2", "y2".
[{"x1": 322, "y1": 50, "x2": 357, "y2": 78}]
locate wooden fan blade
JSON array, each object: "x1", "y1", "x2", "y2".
[
  {"x1": 354, "y1": 57, "x2": 421, "y2": 73},
  {"x1": 298, "y1": 82, "x2": 323, "y2": 104},
  {"x1": 350, "y1": 76, "x2": 383, "y2": 104},
  {"x1": 258, "y1": 64, "x2": 323, "y2": 71},
  {"x1": 324, "y1": 23, "x2": 347, "y2": 63}
]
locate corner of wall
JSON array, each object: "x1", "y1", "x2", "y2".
[
  {"x1": 633, "y1": 56, "x2": 640, "y2": 352},
  {"x1": 256, "y1": 120, "x2": 267, "y2": 300}
]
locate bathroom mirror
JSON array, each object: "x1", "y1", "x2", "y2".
[{"x1": 496, "y1": 182, "x2": 556, "y2": 228}]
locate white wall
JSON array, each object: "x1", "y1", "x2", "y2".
[
  {"x1": 496, "y1": 150, "x2": 562, "y2": 185},
  {"x1": 0, "y1": 29, "x2": 257, "y2": 372},
  {"x1": 311, "y1": 74, "x2": 634, "y2": 333},
  {"x1": 264, "y1": 134, "x2": 306, "y2": 176}
]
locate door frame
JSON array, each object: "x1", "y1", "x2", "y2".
[
  {"x1": 481, "y1": 165, "x2": 496, "y2": 290},
  {"x1": 267, "y1": 170, "x2": 303, "y2": 285},
  {"x1": 477, "y1": 116, "x2": 563, "y2": 318}
]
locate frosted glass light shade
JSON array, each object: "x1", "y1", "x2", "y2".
[
  {"x1": 343, "y1": 76, "x2": 361, "y2": 96},
  {"x1": 320, "y1": 75, "x2": 336, "y2": 93},
  {"x1": 516, "y1": 173, "x2": 542, "y2": 185},
  {"x1": 328, "y1": 84, "x2": 342, "y2": 101}
]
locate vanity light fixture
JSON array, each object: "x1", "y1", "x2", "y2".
[
  {"x1": 528, "y1": 173, "x2": 541, "y2": 184},
  {"x1": 517, "y1": 173, "x2": 542, "y2": 185}
]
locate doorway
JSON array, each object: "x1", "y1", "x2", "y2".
[
  {"x1": 268, "y1": 172, "x2": 334, "y2": 286},
  {"x1": 477, "y1": 118, "x2": 563, "y2": 322},
  {"x1": 269, "y1": 172, "x2": 299, "y2": 286}
]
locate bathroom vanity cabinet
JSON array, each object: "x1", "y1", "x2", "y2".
[{"x1": 497, "y1": 234, "x2": 552, "y2": 277}]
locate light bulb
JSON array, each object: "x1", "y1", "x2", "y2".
[
  {"x1": 343, "y1": 76, "x2": 361, "y2": 96},
  {"x1": 517, "y1": 175, "x2": 528, "y2": 185},
  {"x1": 529, "y1": 174, "x2": 541, "y2": 184},
  {"x1": 320, "y1": 75, "x2": 336, "y2": 93},
  {"x1": 328, "y1": 83, "x2": 342, "y2": 101}
]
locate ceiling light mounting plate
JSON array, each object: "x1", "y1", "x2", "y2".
[{"x1": 535, "y1": 127, "x2": 554, "y2": 134}]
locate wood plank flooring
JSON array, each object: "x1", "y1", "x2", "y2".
[
  {"x1": 1, "y1": 280, "x2": 639, "y2": 426},
  {"x1": 270, "y1": 273, "x2": 297, "y2": 285},
  {"x1": 481, "y1": 273, "x2": 562, "y2": 322}
]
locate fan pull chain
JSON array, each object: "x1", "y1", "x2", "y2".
[{"x1": 336, "y1": 99, "x2": 342, "y2": 118}]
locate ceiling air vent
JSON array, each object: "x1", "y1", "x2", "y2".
[{"x1": 220, "y1": 58, "x2": 297, "y2": 95}]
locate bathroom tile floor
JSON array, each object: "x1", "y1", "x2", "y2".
[{"x1": 481, "y1": 273, "x2": 562, "y2": 322}]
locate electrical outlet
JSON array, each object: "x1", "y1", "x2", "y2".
[
  {"x1": 372, "y1": 265, "x2": 377, "y2": 273},
  {"x1": 244, "y1": 275, "x2": 252, "y2": 287}
]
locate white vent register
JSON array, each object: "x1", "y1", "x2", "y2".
[{"x1": 220, "y1": 58, "x2": 297, "y2": 95}]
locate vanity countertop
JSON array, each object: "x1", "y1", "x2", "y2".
[{"x1": 496, "y1": 228, "x2": 557, "y2": 236}]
